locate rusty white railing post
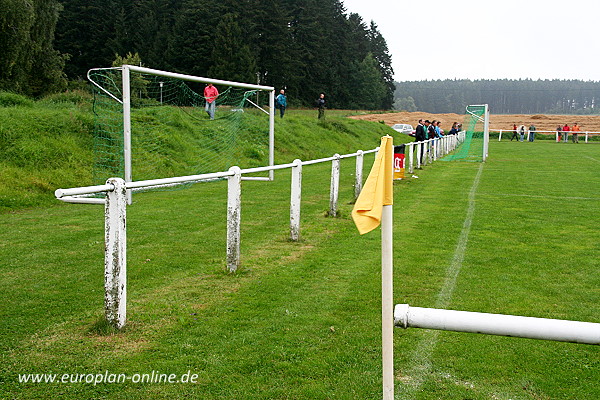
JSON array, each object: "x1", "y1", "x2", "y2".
[
  {"x1": 290, "y1": 159, "x2": 302, "y2": 241},
  {"x1": 329, "y1": 154, "x2": 341, "y2": 217},
  {"x1": 226, "y1": 166, "x2": 241, "y2": 272},
  {"x1": 354, "y1": 150, "x2": 364, "y2": 200},
  {"x1": 105, "y1": 177, "x2": 127, "y2": 330}
]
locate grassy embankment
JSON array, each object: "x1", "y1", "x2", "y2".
[{"x1": 0, "y1": 91, "x2": 400, "y2": 213}]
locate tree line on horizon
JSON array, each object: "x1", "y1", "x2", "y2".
[
  {"x1": 1, "y1": 0, "x2": 394, "y2": 110},
  {"x1": 394, "y1": 79, "x2": 600, "y2": 115}
]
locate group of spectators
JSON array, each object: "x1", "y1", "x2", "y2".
[
  {"x1": 204, "y1": 84, "x2": 327, "y2": 120},
  {"x1": 556, "y1": 123, "x2": 582, "y2": 143},
  {"x1": 510, "y1": 124, "x2": 537, "y2": 142},
  {"x1": 414, "y1": 119, "x2": 461, "y2": 142},
  {"x1": 510, "y1": 123, "x2": 582, "y2": 143}
]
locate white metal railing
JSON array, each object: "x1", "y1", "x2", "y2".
[
  {"x1": 55, "y1": 147, "x2": 379, "y2": 329},
  {"x1": 403, "y1": 131, "x2": 467, "y2": 174},
  {"x1": 494, "y1": 129, "x2": 600, "y2": 143},
  {"x1": 394, "y1": 304, "x2": 600, "y2": 345},
  {"x1": 54, "y1": 131, "x2": 471, "y2": 330}
]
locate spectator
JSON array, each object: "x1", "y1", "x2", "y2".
[
  {"x1": 448, "y1": 122, "x2": 459, "y2": 135},
  {"x1": 571, "y1": 123, "x2": 580, "y2": 143},
  {"x1": 415, "y1": 119, "x2": 426, "y2": 142},
  {"x1": 428, "y1": 120, "x2": 437, "y2": 140},
  {"x1": 528, "y1": 124, "x2": 536, "y2": 142},
  {"x1": 562, "y1": 123, "x2": 570, "y2": 142},
  {"x1": 276, "y1": 89, "x2": 287, "y2": 118},
  {"x1": 510, "y1": 124, "x2": 519, "y2": 141},
  {"x1": 415, "y1": 119, "x2": 427, "y2": 165},
  {"x1": 204, "y1": 83, "x2": 219, "y2": 120},
  {"x1": 556, "y1": 125, "x2": 562, "y2": 142},
  {"x1": 519, "y1": 125, "x2": 526, "y2": 142},
  {"x1": 435, "y1": 121, "x2": 444, "y2": 137},
  {"x1": 317, "y1": 93, "x2": 326, "y2": 119}
]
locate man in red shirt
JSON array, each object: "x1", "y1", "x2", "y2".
[
  {"x1": 562, "y1": 124, "x2": 570, "y2": 142},
  {"x1": 204, "y1": 83, "x2": 219, "y2": 120}
]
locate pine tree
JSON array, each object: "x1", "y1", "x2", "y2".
[
  {"x1": 0, "y1": 0, "x2": 66, "y2": 96},
  {"x1": 208, "y1": 14, "x2": 257, "y2": 83}
]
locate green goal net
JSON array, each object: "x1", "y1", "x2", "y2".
[
  {"x1": 442, "y1": 105, "x2": 487, "y2": 162},
  {"x1": 89, "y1": 66, "x2": 274, "y2": 191}
]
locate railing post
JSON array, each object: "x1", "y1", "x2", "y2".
[
  {"x1": 408, "y1": 143, "x2": 414, "y2": 174},
  {"x1": 585, "y1": 132, "x2": 589, "y2": 143},
  {"x1": 355, "y1": 150, "x2": 364, "y2": 200},
  {"x1": 227, "y1": 166, "x2": 242, "y2": 273},
  {"x1": 329, "y1": 154, "x2": 341, "y2": 217},
  {"x1": 499, "y1": 129, "x2": 503, "y2": 141},
  {"x1": 105, "y1": 177, "x2": 127, "y2": 330},
  {"x1": 290, "y1": 159, "x2": 302, "y2": 241},
  {"x1": 416, "y1": 141, "x2": 422, "y2": 169}
]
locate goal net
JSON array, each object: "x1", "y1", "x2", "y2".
[
  {"x1": 88, "y1": 65, "x2": 275, "y2": 195},
  {"x1": 443, "y1": 104, "x2": 489, "y2": 162}
]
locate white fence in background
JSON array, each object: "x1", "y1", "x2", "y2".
[{"x1": 495, "y1": 129, "x2": 600, "y2": 142}]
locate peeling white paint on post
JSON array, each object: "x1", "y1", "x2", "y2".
[
  {"x1": 227, "y1": 166, "x2": 242, "y2": 272},
  {"x1": 354, "y1": 150, "x2": 363, "y2": 200},
  {"x1": 104, "y1": 178, "x2": 127, "y2": 329},
  {"x1": 329, "y1": 154, "x2": 341, "y2": 217},
  {"x1": 290, "y1": 159, "x2": 302, "y2": 241}
]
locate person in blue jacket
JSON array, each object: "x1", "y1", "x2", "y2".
[{"x1": 276, "y1": 89, "x2": 287, "y2": 118}]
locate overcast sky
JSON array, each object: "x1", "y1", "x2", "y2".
[{"x1": 343, "y1": 0, "x2": 600, "y2": 82}]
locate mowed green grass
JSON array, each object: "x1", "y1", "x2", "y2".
[{"x1": 1, "y1": 140, "x2": 599, "y2": 399}]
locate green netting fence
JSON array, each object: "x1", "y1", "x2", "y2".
[
  {"x1": 89, "y1": 68, "x2": 270, "y2": 189},
  {"x1": 442, "y1": 105, "x2": 486, "y2": 162}
]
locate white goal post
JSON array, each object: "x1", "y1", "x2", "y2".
[
  {"x1": 465, "y1": 104, "x2": 490, "y2": 162},
  {"x1": 88, "y1": 65, "x2": 276, "y2": 204}
]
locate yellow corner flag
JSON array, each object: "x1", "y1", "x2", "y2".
[{"x1": 351, "y1": 136, "x2": 394, "y2": 234}]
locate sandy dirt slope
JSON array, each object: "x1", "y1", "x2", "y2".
[{"x1": 349, "y1": 111, "x2": 600, "y2": 133}]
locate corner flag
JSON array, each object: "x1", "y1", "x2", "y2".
[{"x1": 351, "y1": 136, "x2": 394, "y2": 234}]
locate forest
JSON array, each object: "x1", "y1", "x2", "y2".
[
  {"x1": 1, "y1": 0, "x2": 394, "y2": 109},
  {"x1": 394, "y1": 79, "x2": 600, "y2": 115},
  {"x1": 4, "y1": 0, "x2": 600, "y2": 114}
]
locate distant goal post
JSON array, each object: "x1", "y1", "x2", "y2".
[
  {"x1": 88, "y1": 65, "x2": 276, "y2": 204},
  {"x1": 444, "y1": 104, "x2": 490, "y2": 162}
]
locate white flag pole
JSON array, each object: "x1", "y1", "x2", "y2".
[{"x1": 382, "y1": 203, "x2": 394, "y2": 399}]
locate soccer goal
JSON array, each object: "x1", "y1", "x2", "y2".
[
  {"x1": 88, "y1": 65, "x2": 275, "y2": 203},
  {"x1": 443, "y1": 104, "x2": 490, "y2": 162}
]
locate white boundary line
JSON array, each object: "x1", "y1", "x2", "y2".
[
  {"x1": 398, "y1": 164, "x2": 483, "y2": 397},
  {"x1": 479, "y1": 193, "x2": 599, "y2": 201}
]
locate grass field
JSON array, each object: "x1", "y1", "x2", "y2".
[{"x1": 1, "y1": 139, "x2": 599, "y2": 399}]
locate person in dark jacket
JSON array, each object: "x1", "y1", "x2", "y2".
[
  {"x1": 317, "y1": 93, "x2": 326, "y2": 119},
  {"x1": 415, "y1": 119, "x2": 426, "y2": 141}
]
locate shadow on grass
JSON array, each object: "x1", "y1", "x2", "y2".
[{"x1": 88, "y1": 317, "x2": 123, "y2": 336}]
